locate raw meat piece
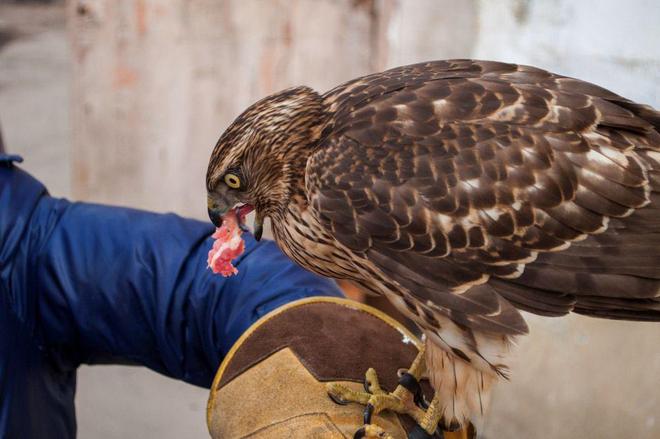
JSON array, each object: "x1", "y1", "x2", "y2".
[{"x1": 207, "y1": 209, "x2": 245, "y2": 277}]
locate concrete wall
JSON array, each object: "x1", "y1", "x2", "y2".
[
  {"x1": 1, "y1": 1, "x2": 659, "y2": 438},
  {"x1": 68, "y1": 0, "x2": 378, "y2": 218}
]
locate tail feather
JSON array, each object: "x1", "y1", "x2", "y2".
[{"x1": 575, "y1": 295, "x2": 660, "y2": 321}]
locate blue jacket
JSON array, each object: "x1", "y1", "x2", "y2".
[{"x1": 0, "y1": 154, "x2": 342, "y2": 438}]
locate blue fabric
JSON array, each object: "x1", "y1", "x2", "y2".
[{"x1": 0, "y1": 154, "x2": 343, "y2": 439}]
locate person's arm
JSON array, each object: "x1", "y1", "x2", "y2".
[{"x1": 0, "y1": 160, "x2": 342, "y2": 388}]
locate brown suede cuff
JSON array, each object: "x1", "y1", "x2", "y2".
[{"x1": 217, "y1": 298, "x2": 421, "y2": 391}]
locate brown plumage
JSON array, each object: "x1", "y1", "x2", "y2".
[{"x1": 206, "y1": 59, "x2": 660, "y2": 430}]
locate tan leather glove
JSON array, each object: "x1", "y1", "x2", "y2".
[{"x1": 207, "y1": 297, "x2": 474, "y2": 439}]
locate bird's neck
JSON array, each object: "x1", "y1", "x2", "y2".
[
  {"x1": 259, "y1": 87, "x2": 332, "y2": 220},
  {"x1": 281, "y1": 114, "x2": 329, "y2": 210}
]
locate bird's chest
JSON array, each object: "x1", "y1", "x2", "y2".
[{"x1": 271, "y1": 206, "x2": 357, "y2": 280}]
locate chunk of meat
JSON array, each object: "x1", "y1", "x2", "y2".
[{"x1": 207, "y1": 209, "x2": 245, "y2": 277}]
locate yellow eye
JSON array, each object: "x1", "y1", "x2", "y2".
[{"x1": 224, "y1": 173, "x2": 242, "y2": 189}]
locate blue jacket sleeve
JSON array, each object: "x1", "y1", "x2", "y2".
[{"x1": 0, "y1": 156, "x2": 342, "y2": 388}]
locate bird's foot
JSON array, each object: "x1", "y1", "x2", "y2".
[{"x1": 327, "y1": 365, "x2": 439, "y2": 438}]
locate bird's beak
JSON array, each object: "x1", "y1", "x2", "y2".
[
  {"x1": 207, "y1": 193, "x2": 232, "y2": 228},
  {"x1": 253, "y1": 212, "x2": 264, "y2": 241},
  {"x1": 208, "y1": 207, "x2": 224, "y2": 228},
  {"x1": 208, "y1": 192, "x2": 264, "y2": 240}
]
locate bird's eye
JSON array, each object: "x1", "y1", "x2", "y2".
[{"x1": 224, "y1": 173, "x2": 242, "y2": 189}]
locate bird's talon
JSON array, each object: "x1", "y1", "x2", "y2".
[
  {"x1": 328, "y1": 391, "x2": 349, "y2": 406},
  {"x1": 326, "y1": 382, "x2": 358, "y2": 406},
  {"x1": 354, "y1": 426, "x2": 367, "y2": 439},
  {"x1": 363, "y1": 403, "x2": 375, "y2": 424}
]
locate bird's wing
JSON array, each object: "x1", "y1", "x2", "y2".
[{"x1": 306, "y1": 60, "x2": 660, "y2": 335}]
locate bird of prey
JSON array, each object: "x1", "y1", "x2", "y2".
[{"x1": 206, "y1": 60, "x2": 660, "y2": 438}]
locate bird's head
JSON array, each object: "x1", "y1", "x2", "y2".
[{"x1": 206, "y1": 86, "x2": 325, "y2": 240}]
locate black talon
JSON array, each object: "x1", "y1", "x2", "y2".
[
  {"x1": 363, "y1": 403, "x2": 375, "y2": 425},
  {"x1": 399, "y1": 372, "x2": 427, "y2": 409},
  {"x1": 408, "y1": 424, "x2": 441, "y2": 439},
  {"x1": 328, "y1": 391, "x2": 349, "y2": 406},
  {"x1": 353, "y1": 426, "x2": 367, "y2": 439}
]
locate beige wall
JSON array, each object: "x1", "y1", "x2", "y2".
[
  {"x1": 1, "y1": 1, "x2": 658, "y2": 438},
  {"x1": 68, "y1": 0, "x2": 377, "y2": 217}
]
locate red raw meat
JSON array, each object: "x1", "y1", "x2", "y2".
[{"x1": 207, "y1": 209, "x2": 245, "y2": 277}]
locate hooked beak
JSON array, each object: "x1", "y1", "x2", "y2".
[
  {"x1": 207, "y1": 193, "x2": 265, "y2": 241},
  {"x1": 207, "y1": 207, "x2": 223, "y2": 228},
  {"x1": 207, "y1": 193, "x2": 232, "y2": 228},
  {"x1": 253, "y1": 212, "x2": 264, "y2": 241}
]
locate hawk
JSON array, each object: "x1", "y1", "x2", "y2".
[{"x1": 205, "y1": 60, "x2": 660, "y2": 437}]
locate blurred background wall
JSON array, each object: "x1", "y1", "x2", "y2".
[{"x1": 1, "y1": 0, "x2": 659, "y2": 438}]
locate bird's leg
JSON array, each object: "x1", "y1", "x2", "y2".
[
  {"x1": 326, "y1": 345, "x2": 432, "y2": 437},
  {"x1": 407, "y1": 392, "x2": 445, "y2": 438}
]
